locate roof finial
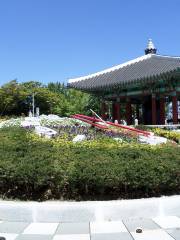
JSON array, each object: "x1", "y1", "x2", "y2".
[{"x1": 145, "y1": 39, "x2": 157, "y2": 55}]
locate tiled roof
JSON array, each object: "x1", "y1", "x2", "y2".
[{"x1": 68, "y1": 54, "x2": 180, "y2": 90}]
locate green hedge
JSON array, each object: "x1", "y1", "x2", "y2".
[{"x1": 0, "y1": 127, "x2": 180, "y2": 201}]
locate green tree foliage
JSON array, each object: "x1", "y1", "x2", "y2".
[
  {"x1": 47, "y1": 81, "x2": 90, "y2": 116},
  {"x1": 48, "y1": 82, "x2": 66, "y2": 95},
  {"x1": 47, "y1": 81, "x2": 101, "y2": 116},
  {"x1": 0, "y1": 80, "x2": 65, "y2": 116},
  {"x1": 84, "y1": 94, "x2": 101, "y2": 115},
  {"x1": 0, "y1": 80, "x2": 101, "y2": 117},
  {"x1": 0, "y1": 80, "x2": 28, "y2": 116}
]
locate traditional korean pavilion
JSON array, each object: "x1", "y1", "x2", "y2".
[{"x1": 68, "y1": 40, "x2": 180, "y2": 125}]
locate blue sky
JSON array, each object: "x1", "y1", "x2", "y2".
[{"x1": 0, "y1": 0, "x2": 180, "y2": 85}]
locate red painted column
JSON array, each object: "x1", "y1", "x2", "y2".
[
  {"x1": 116, "y1": 102, "x2": 121, "y2": 123},
  {"x1": 112, "y1": 102, "x2": 120, "y2": 122},
  {"x1": 113, "y1": 101, "x2": 121, "y2": 123},
  {"x1": 101, "y1": 101, "x2": 107, "y2": 120},
  {"x1": 151, "y1": 94, "x2": 157, "y2": 125},
  {"x1": 172, "y1": 93, "x2": 178, "y2": 124},
  {"x1": 126, "y1": 99, "x2": 132, "y2": 125},
  {"x1": 112, "y1": 102, "x2": 116, "y2": 121},
  {"x1": 160, "y1": 96, "x2": 165, "y2": 125}
]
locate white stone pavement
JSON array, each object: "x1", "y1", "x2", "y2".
[
  {"x1": 0, "y1": 195, "x2": 180, "y2": 239},
  {"x1": 0, "y1": 217, "x2": 180, "y2": 240}
]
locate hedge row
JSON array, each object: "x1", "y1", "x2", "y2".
[{"x1": 0, "y1": 127, "x2": 180, "y2": 201}]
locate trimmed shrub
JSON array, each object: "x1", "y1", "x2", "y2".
[{"x1": 0, "y1": 127, "x2": 180, "y2": 201}]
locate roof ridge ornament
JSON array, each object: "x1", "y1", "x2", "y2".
[{"x1": 145, "y1": 39, "x2": 157, "y2": 55}]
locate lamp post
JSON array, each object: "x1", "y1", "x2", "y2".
[
  {"x1": 31, "y1": 92, "x2": 38, "y2": 117},
  {"x1": 32, "y1": 92, "x2": 35, "y2": 117}
]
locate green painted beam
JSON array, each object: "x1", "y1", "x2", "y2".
[{"x1": 104, "y1": 86, "x2": 180, "y2": 99}]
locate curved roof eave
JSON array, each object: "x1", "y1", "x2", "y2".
[
  {"x1": 68, "y1": 54, "x2": 180, "y2": 84},
  {"x1": 68, "y1": 54, "x2": 153, "y2": 83}
]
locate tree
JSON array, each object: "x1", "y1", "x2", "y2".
[
  {"x1": 47, "y1": 82, "x2": 101, "y2": 116},
  {"x1": 0, "y1": 80, "x2": 101, "y2": 117},
  {"x1": 0, "y1": 80, "x2": 29, "y2": 116},
  {"x1": 47, "y1": 82, "x2": 90, "y2": 116},
  {"x1": 21, "y1": 81, "x2": 68, "y2": 116},
  {"x1": 0, "y1": 80, "x2": 66, "y2": 116},
  {"x1": 48, "y1": 82, "x2": 66, "y2": 94},
  {"x1": 83, "y1": 94, "x2": 101, "y2": 115}
]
